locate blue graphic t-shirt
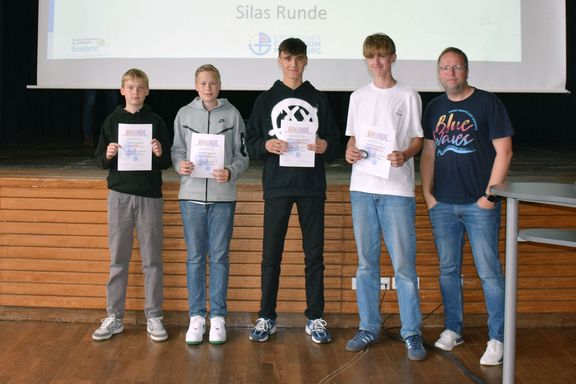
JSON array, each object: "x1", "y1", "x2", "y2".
[{"x1": 422, "y1": 88, "x2": 514, "y2": 204}]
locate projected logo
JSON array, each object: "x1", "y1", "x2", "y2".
[
  {"x1": 269, "y1": 98, "x2": 318, "y2": 140},
  {"x1": 249, "y1": 32, "x2": 273, "y2": 56},
  {"x1": 69, "y1": 36, "x2": 108, "y2": 57}
]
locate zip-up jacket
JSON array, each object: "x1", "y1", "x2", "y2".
[
  {"x1": 171, "y1": 97, "x2": 249, "y2": 202},
  {"x1": 94, "y1": 104, "x2": 172, "y2": 198}
]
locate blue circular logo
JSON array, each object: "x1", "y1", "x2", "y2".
[{"x1": 249, "y1": 32, "x2": 272, "y2": 56}]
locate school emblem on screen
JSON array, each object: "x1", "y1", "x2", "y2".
[{"x1": 249, "y1": 32, "x2": 273, "y2": 56}]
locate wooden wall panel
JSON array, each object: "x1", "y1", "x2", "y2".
[{"x1": 1, "y1": 176, "x2": 575, "y2": 319}]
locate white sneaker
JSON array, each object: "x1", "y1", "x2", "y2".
[
  {"x1": 480, "y1": 339, "x2": 504, "y2": 366},
  {"x1": 209, "y1": 316, "x2": 227, "y2": 344},
  {"x1": 186, "y1": 315, "x2": 205, "y2": 345},
  {"x1": 147, "y1": 317, "x2": 168, "y2": 342},
  {"x1": 92, "y1": 315, "x2": 124, "y2": 341},
  {"x1": 434, "y1": 329, "x2": 464, "y2": 351}
]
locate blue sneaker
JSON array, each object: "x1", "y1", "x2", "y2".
[
  {"x1": 249, "y1": 318, "x2": 276, "y2": 342},
  {"x1": 405, "y1": 334, "x2": 427, "y2": 361},
  {"x1": 345, "y1": 329, "x2": 380, "y2": 351},
  {"x1": 305, "y1": 319, "x2": 331, "y2": 344}
]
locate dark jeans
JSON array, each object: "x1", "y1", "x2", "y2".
[{"x1": 259, "y1": 196, "x2": 325, "y2": 320}]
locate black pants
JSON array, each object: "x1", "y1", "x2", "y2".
[{"x1": 259, "y1": 196, "x2": 325, "y2": 320}]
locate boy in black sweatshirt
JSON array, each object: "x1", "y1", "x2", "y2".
[
  {"x1": 246, "y1": 38, "x2": 341, "y2": 344},
  {"x1": 92, "y1": 68, "x2": 172, "y2": 342}
]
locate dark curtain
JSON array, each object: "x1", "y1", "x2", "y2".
[{"x1": 0, "y1": 1, "x2": 4, "y2": 144}]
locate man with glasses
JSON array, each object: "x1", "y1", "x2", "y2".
[{"x1": 420, "y1": 47, "x2": 514, "y2": 365}]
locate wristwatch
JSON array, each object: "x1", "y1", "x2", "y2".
[{"x1": 483, "y1": 192, "x2": 498, "y2": 203}]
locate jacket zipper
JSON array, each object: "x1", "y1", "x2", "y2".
[{"x1": 205, "y1": 109, "x2": 211, "y2": 202}]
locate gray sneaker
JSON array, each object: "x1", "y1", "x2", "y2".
[
  {"x1": 92, "y1": 315, "x2": 124, "y2": 341},
  {"x1": 147, "y1": 317, "x2": 168, "y2": 342}
]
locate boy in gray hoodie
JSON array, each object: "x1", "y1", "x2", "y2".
[{"x1": 172, "y1": 64, "x2": 249, "y2": 345}]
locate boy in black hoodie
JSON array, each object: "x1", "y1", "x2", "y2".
[
  {"x1": 92, "y1": 68, "x2": 172, "y2": 342},
  {"x1": 246, "y1": 38, "x2": 341, "y2": 344}
]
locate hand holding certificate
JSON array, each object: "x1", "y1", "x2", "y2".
[
  {"x1": 189, "y1": 133, "x2": 225, "y2": 178},
  {"x1": 278, "y1": 120, "x2": 316, "y2": 168},
  {"x1": 117, "y1": 123, "x2": 153, "y2": 171},
  {"x1": 353, "y1": 123, "x2": 395, "y2": 179}
]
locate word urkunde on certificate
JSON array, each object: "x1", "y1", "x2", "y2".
[
  {"x1": 189, "y1": 133, "x2": 225, "y2": 178},
  {"x1": 117, "y1": 123, "x2": 152, "y2": 171},
  {"x1": 354, "y1": 123, "x2": 395, "y2": 179},
  {"x1": 279, "y1": 120, "x2": 316, "y2": 168}
]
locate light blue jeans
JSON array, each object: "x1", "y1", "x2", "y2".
[
  {"x1": 351, "y1": 191, "x2": 422, "y2": 339},
  {"x1": 428, "y1": 201, "x2": 504, "y2": 342},
  {"x1": 180, "y1": 201, "x2": 235, "y2": 318}
]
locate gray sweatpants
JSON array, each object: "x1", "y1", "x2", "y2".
[{"x1": 105, "y1": 190, "x2": 164, "y2": 319}]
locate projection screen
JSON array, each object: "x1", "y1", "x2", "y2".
[{"x1": 35, "y1": 0, "x2": 567, "y2": 92}]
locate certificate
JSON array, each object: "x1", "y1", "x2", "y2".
[
  {"x1": 117, "y1": 123, "x2": 152, "y2": 171},
  {"x1": 279, "y1": 120, "x2": 316, "y2": 168},
  {"x1": 189, "y1": 133, "x2": 225, "y2": 178},
  {"x1": 353, "y1": 123, "x2": 395, "y2": 179}
]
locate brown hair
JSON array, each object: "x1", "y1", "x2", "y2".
[
  {"x1": 438, "y1": 47, "x2": 469, "y2": 69},
  {"x1": 278, "y1": 38, "x2": 307, "y2": 57},
  {"x1": 363, "y1": 33, "x2": 396, "y2": 58}
]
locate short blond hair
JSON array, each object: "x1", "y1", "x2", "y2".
[
  {"x1": 121, "y1": 68, "x2": 149, "y2": 88},
  {"x1": 195, "y1": 64, "x2": 221, "y2": 83}
]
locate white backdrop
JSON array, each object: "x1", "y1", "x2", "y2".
[{"x1": 35, "y1": 0, "x2": 566, "y2": 92}]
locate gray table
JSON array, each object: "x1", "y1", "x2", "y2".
[{"x1": 490, "y1": 182, "x2": 576, "y2": 384}]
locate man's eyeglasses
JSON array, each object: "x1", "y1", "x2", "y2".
[{"x1": 439, "y1": 65, "x2": 467, "y2": 72}]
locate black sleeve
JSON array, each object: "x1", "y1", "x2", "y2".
[
  {"x1": 246, "y1": 94, "x2": 269, "y2": 160},
  {"x1": 318, "y1": 94, "x2": 343, "y2": 162}
]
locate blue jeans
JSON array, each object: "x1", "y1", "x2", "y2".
[
  {"x1": 350, "y1": 191, "x2": 422, "y2": 339},
  {"x1": 428, "y1": 201, "x2": 504, "y2": 342},
  {"x1": 180, "y1": 201, "x2": 236, "y2": 318}
]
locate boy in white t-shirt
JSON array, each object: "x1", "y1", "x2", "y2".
[{"x1": 344, "y1": 33, "x2": 426, "y2": 361}]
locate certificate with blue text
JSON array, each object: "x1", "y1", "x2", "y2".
[
  {"x1": 117, "y1": 123, "x2": 152, "y2": 171},
  {"x1": 279, "y1": 120, "x2": 316, "y2": 168},
  {"x1": 354, "y1": 123, "x2": 394, "y2": 179},
  {"x1": 189, "y1": 133, "x2": 225, "y2": 178}
]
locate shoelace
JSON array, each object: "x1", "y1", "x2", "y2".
[
  {"x1": 190, "y1": 317, "x2": 204, "y2": 330},
  {"x1": 486, "y1": 340, "x2": 500, "y2": 351},
  {"x1": 406, "y1": 335, "x2": 423, "y2": 350},
  {"x1": 149, "y1": 318, "x2": 164, "y2": 330},
  {"x1": 352, "y1": 330, "x2": 374, "y2": 343},
  {"x1": 439, "y1": 333, "x2": 454, "y2": 344},
  {"x1": 309, "y1": 319, "x2": 327, "y2": 331},
  {"x1": 211, "y1": 317, "x2": 224, "y2": 330},
  {"x1": 254, "y1": 318, "x2": 272, "y2": 332},
  {"x1": 101, "y1": 316, "x2": 120, "y2": 330}
]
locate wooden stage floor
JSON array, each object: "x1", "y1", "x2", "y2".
[{"x1": 2, "y1": 320, "x2": 576, "y2": 384}]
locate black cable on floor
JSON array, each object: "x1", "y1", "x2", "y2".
[{"x1": 379, "y1": 294, "x2": 486, "y2": 384}]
